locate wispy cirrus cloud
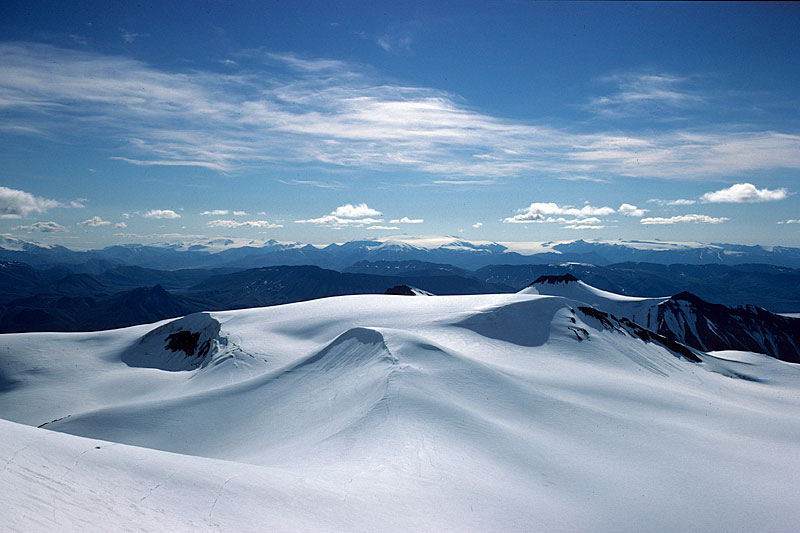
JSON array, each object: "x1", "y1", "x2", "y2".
[
  {"x1": 2, "y1": 43, "x2": 800, "y2": 181},
  {"x1": 277, "y1": 178, "x2": 344, "y2": 189},
  {"x1": 109, "y1": 157, "x2": 228, "y2": 172},
  {"x1": 589, "y1": 72, "x2": 703, "y2": 117},
  {"x1": 433, "y1": 179, "x2": 499, "y2": 186},
  {"x1": 558, "y1": 175, "x2": 609, "y2": 183}
]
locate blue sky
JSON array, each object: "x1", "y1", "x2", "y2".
[{"x1": 1, "y1": 1, "x2": 799, "y2": 249}]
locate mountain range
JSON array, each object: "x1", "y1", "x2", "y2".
[
  {"x1": 7, "y1": 235, "x2": 800, "y2": 270},
  {"x1": 4, "y1": 233, "x2": 800, "y2": 363},
  {"x1": 3, "y1": 257, "x2": 800, "y2": 334}
]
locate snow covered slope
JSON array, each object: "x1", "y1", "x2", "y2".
[
  {"x1": 524, "y1": 274, "x2": 800, "y2": 362},
  {"x1": 2, "y1": 293, "x2": 800, "y2": 531}
]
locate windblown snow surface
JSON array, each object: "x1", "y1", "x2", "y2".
[{"x1": 2, "y1": 292, "x2": 800, "y2": 531}]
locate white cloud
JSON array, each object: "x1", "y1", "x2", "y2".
[
  {"x1": 472, "y1": 222, "x2": 483, "y2": 228},
  {"x1": 778, "y1": 219, "x2": 800, "y2": 225},
  {"x1": 640, "y1": 214, "x2": 729, "y2": 225},
  {"x1": 503, "y1": 202, "x2": 615, "y2": 223},
  {"x1": 700, "y1": 183, "x2": 788, "y2": 203},
  {"x1": 277, "y1": 178, "x2": 344, "y2": 189},
  {"x1": 331, "y1": 203, "x2": 382, "y2": 218},
  {"x1": 121, "y1": 212, "x2": 130, "y2": 218},
  {"x1": 375, "y1": 32, "x2": 413, "y2": 53},
  {"x1": 648, "y1": 198, "x2": 698, "y2": 206},
  {"x1": 207, "y1": 219, "x2": 283, "y2": 229},
  {"x1": 201, "y1": 209, "x2": 229, "y2": 216},
  {"x1": 389, "y1": 217, "x2": 423, "y2": 224},
  {"x1": 589, "y1": 72, "x2": 702, "y2": 117},
  {"x1": 110, "y1": 157, "x2": 227, "y2": 172},
  {"x1": 69, "y1": 34, "x2": 88, "y2": 46},
  {"x1": 295, "y1": 203, "x2": 387, "y2": 227},
  {"x1": 295, "y1": 215, "x2": 383, "y2": 227},
  {"x1": 143, "y1": 209, "x2": 181, "y2": 219},
  {"x1": 563, "y1": 224, "x2": 605, "y2": 230},
  {"x1": 114, "y1": 222, "x2": 127, "y2": 228},
  {"x1": 433, "y1": 179, "x2": 497, "y2": 186},
  {"x1": 376, "y1": 37, "x2": 393, "y2": 52},
  {"x1": 568, "y1": 132, "x2": 800, "y2": 180},
  {"x1": 78, "y1": 216, "x2": 112, "y2": 227},
  {"x1": 266, "y1": 52, "x2": 349, "y2": 73},
  {"x1": 558, "y1": 175, "x2": 609, "y2": 183},
  {"x1": 233, "y1": 211, "x2": 248, "y2": 216},
  {"x1": 120, "y1": 28, "x2": 146, "y2": 43},
  {"x1": 11, "y1": 221, "x2": 68, "y2": 233},
  {"x1": 618, "y1": 203, "x2": 647, "y2": 217},
  {"x1": 554, "y1": 217, "x2": 602, "y2": 225},
  {"x1": 366, "y1": 225, "x2": 399, "y2": 230},
  {"x1": 0, "y1": 186, "x2": 61, "y2": 219},
  {"x1": 4, "y1": 43, "x2": 799, "y2": 182}
]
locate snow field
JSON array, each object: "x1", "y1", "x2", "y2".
[{"x1": 2, "y1": 292, "x2": 800, "y2": 531}]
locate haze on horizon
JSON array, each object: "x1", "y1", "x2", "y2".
[{"x1": 1, "y1": 1, "x2": 799, "y2": 249}]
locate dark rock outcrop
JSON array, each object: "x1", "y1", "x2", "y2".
[
  {"x1": 654, "y1": 292, "x2": 800, "y2": 363},
  {"x1": 384, "y1": 285, "x2": 434, "y2": 296},
  {"x1": 529, "y1": 273, "x2": 579, "y2": 286}
]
